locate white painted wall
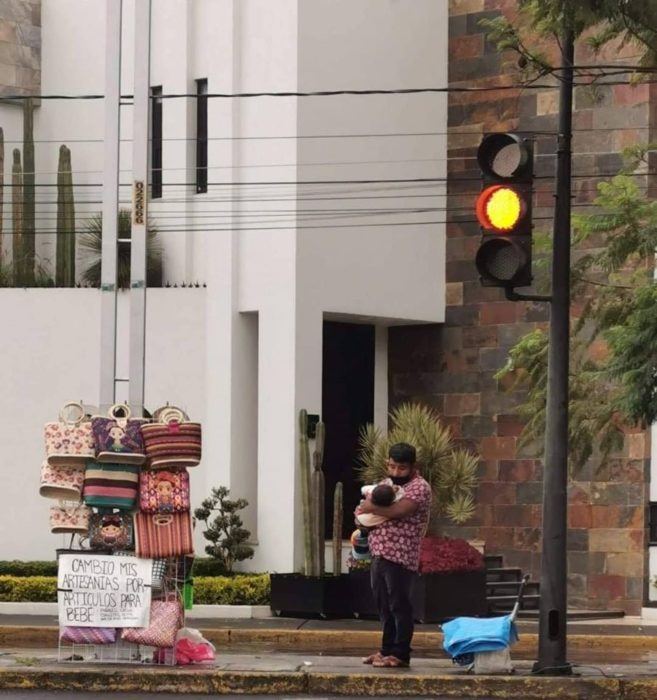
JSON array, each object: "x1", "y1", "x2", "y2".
[
  {"x1": 0, "y1": 0, "x2": 448, "y2": 570},
  {"x1": 0, "y1": 289, "x2": 206, "y2": 560}
]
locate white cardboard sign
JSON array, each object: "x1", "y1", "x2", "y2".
[{"x1": 57, "y1": 553, "x2": 152, "y2": 628}]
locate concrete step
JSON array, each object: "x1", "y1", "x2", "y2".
[
  {"x1": 486, "y1": 580, "x2": 540, "y2": 595},
  {"x1": 487, "y1": 593, "x2": 541, "y2": 611},
  {"x1": 484, "y1": 554, "x2": 503, "y2": 569},
  {"x1": 485, "y1": 567, "x2": 523, "y2": 582}
]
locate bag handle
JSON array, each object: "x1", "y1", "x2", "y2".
[
  {"x1": 59, "y1": 401, "x2": 86, "y2": 426},
  {"x1": 153, "y1": 405, "x2": 189, "y2": 424},
  {"x1": 152, "y1": 514, "x2": 173, "y2": 527},
  {"x1": 108, "y1": 403, "x2": 132, "y2": 425}
]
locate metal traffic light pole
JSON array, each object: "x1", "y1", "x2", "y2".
[{"x1": 533, "y1": 26, "x2": 575, "y2": 676}]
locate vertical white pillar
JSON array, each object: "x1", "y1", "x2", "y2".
[
  {"x1": 129, "y1": 0, "x2": 152, "y2": 415},
  {"x1": 99, "y1": 0, "x2": 122, "y2": 413}
]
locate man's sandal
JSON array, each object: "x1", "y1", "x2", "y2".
[
  {"x1": 362, "y1": 652, "x2": 385, "y2": 665},
  {"x1": 372, "y1": 655, "x2": 410, "y2": 668}
]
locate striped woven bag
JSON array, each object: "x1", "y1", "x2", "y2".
[
  {"x1": 134, "y1": 511, "x2": 194, "y2": 558},
  {"x1": 59, "y1": 626, "x2": 117, "y2": 644},
  {"x1": 83, "y1": 462, "x2": 140, "y2": 509},
  {"x1": 141, "y1": 406, "x2": 201, "y2": 470}
]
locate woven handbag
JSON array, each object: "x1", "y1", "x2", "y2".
[
  {"x1": 121, "y1": 596, "x2": 182, "y2": 648},
  {"x1": 89, "y1": 511, "x2": 134, "y2": 552},
  {"x1": 39, "y1": 462, "x2": 85, "y2": 501},
  {"x1": 44, "y1": 402, "x2": 95, "y2": 466},
  {"x1": 91, "y1": 404, "x2": 147, "y2": 464},
  {"x1": 83, "y1": 462, "x2": 140, "y2": 509},
  {"x1": 139, "y1": 469, "x2": 190, "y2": 513},
  {"x1": 49, "y1": 503, "x2": 91, "y2": 534},
  {"x1": 59, "y1": 626, "x2": 116, "y2": 644},
  {"x1": 141, "y1": 406, "x2": 201, "y2": 469},
  {"x1": 134, "y1": 511, "x2": 194, "y2": 558}
]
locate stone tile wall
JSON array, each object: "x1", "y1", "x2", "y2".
[
  {"x1": 389, "y1": 0, "x2": 652, "y2": 613},
  {"x1": 0, "y1": 0, "x2": 40, "y2": 97}
]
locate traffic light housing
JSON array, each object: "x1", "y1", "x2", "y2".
[{"x1": 474, "y1": 133, "x2": 533, "y2": 288}]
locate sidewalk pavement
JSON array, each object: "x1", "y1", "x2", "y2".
[{"x1": 2, "y1": 614, "x2": 657, "y2": 697}]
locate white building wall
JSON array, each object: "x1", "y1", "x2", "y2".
[
  {"x1": 0, "y1": 289, "x2": 206, "y2": 560},
  {"x1": 0, "y1": 0, "x2": 448, "y2": 569}
]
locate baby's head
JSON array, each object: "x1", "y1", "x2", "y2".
[{"x1": 371, "y1": 483, "x2": 396, "y2": 507}]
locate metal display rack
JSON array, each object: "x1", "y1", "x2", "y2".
[{"x1": 58, "y1": 554, "x2": 193, "y2": 666}]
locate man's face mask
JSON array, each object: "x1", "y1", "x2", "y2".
[{"x1": 387, "y1": 459, "x2": 413, "y2": 486}]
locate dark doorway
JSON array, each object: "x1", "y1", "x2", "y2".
[{"x1": 322, "y1": 321, "x2": 375, "y2": 539}]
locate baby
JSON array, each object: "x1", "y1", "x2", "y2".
[{"x1": 355, "y1": 478, "x2": 404, "y2": 529}]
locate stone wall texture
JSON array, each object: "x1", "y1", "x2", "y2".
[
  {"x1": 0, "y1": 0, "x2": 40, "y2": 97},
  {"x1": 389, "y1": 0, "x2": 653, "y2": 614}
]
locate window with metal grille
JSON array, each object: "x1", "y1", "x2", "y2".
[
  {"x1": 196, "y1": 78, "x2": 208, "y2": 194},
  {"x1": 151, "y1": 86, "x2": 163, "y2": 199}
]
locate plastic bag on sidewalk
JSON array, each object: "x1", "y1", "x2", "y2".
[{"x1": 174, "y1": 627, "x2": 216, "y2": 665}]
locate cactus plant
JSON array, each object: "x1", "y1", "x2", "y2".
[
  {"x1": 21, "y1": 97, "x2": 35, "y2": 286},
  {"x1": 298, "y1": 409, "x2": 313, "y2": 576},
  {"x1": 11, "y1": 149, "x2": 22, "y2": 283},
  {"x1": 310, "y1": 421, "x2": 326, "y2": 577},
  {"x1": 332, "y1": 481, "x2": 343, "y2": 575},
  {"x1": 298, "y1": 409, "x2": 333, "y2": 577},
  {"x1": 56, "y1": 145, "x2": 75, "y2": 286}
]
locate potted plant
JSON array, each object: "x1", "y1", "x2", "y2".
[
  {"x1": 269, "y1": 410, "x2": 350, "y2": 618},
  {"x1": 412, "y1": 536, "x2": 487, "y2": 623},
  {"x1": 349, "y1": 402, "x2": 483, "y2": 620}
]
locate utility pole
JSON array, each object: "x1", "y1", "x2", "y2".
[
  {"x1": 129, "y1": 0, "x2": 152, "y2": 417},
  {"x1": 533, "y1": 25, "x2": 575, "y2": 676},
  {"x1": 99, "y1": 0, "x2": 122, "y2": 413}
]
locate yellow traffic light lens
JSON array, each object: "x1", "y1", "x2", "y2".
[{"x1": 476, "y1": 185, "x2": 524, "y2": 231}]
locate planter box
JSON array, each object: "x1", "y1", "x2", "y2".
[
  {"x1": 270, "y1": 573, "x2": 351, "y2": 618},
  {"x1": 412, "y1": 570, "x2": 487, "y2": 623},
  {"x1": 348, "y1": 568, "x2": 487, "y2": 623}
]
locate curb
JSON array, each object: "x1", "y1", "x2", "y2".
[
  {"x1": 4, "y1": 625, "x2": 657, "y2": 654},
  {"x1": 0, "y1": 665, "x2": 655, "y2": 699}
]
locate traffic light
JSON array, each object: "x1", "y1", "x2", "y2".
[{"x1": 474, "y1": 133, "x2": 533, "y2": 288}]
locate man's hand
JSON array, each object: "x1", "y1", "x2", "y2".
[{"x1": 356, "y1": 497, "x2": 418, "y2": 520}]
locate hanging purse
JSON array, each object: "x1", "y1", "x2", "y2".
[
  {"x1": 139, "y1": 469, "x2": 190, "y2": 513},
  {"x1": 83, "y1": 462, "x2": 140, "y2": 509},
  {"x1": 121, "y1": 595, "x2": 182, "y2": 648},
  {"x1": 134, "y1": 511, "x2": 194, "y2": 558},
  {"x1": 49, "y1": 502, "x2": 91, "y2": 534},
  {"x1": 59, "y1": 626, "x2": 117, "y2": 645},
  {"x1": 40, "y1": 462, "x2": 85, "y2": 501},
  {"x1": 91, "y1": 404, "x2": 147, "y2": 464},
  {"x1": 141, "y1": 406, "x2": 202, "y2": 469},
  {"x1": 89, "y1": 511, "x2": 134, "y2": 552},
  {"x1": 44, "y1": 402, "x2": 95, "y2": 466}
]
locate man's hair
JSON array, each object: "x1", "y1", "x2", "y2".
[
  {"x1": 388, "y1": 442, "x2": 416, "y2": 465},
  {"x1": 371, "y1": 483, "x2": 396, "y2": 507}
]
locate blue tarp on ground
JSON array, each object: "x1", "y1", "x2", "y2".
[{"x1": 442, "y1": 614, "x2": 519, "y2": 658}]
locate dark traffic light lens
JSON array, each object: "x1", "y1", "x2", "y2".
[
  {"x1": 477, "y1": 133, "x2": 531, "y2": 180},
  {"x1": 476, "y1": 238, "x2": 527, "y2": 283}
]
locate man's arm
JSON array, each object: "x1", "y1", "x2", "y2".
[{"x1": 357, "y1": 497, "x2": 418, "y2": 520}]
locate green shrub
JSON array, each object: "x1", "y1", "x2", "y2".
[
  {"x1": 194, "y1": 574, "x2": 270, "y2": 605},
  {"x1": 0, "y1": 561, "x2": 57, "y2": 577},
  {"x1": 0, "y1": 576, "x2": 57, "y2": 602},
  {"x1": 0, "y1": 573, "x2": 271, "y2": 605}
]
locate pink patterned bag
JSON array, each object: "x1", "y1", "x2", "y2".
[
  {"x1": 44, "y1": 402, "x2": 95, "y2": 466},
  {"x1": 40, "y1": 462, "x2": 85, "y2": 501},
  {"x1": 49, "y1": 503, "x2": 91, "y2": 534},
  {"x1": 60, "y1": 626, "x2": 116, "y2": 644},
  {"x1": 121, "y1": 597, "x2": 182, "y2": 648},
  {"x1": 139, "y1": 469, "x2": 190, "y2": 513}
]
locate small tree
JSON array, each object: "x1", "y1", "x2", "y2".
[{"x1": 194, "y1": 486, "x2": 254, "y2": 575}]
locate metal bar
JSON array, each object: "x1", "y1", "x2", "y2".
[
  {"x1": 99, "y1": 0, "x2": 122, "y2": 413},
  {"x1": 534, "y1": 26, "x2": 575, "y2": 677},
  {"x1": 128, "y1": 0, "x2": 152, "y2": 416}
]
